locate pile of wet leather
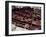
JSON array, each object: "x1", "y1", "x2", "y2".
[{"x1": 12, "y1": 6, "x2": 41, "y2": 30}]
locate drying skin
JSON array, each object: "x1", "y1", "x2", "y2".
[{"x1": 12, "y1": 6, "x2": 41, "y2": 30}]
